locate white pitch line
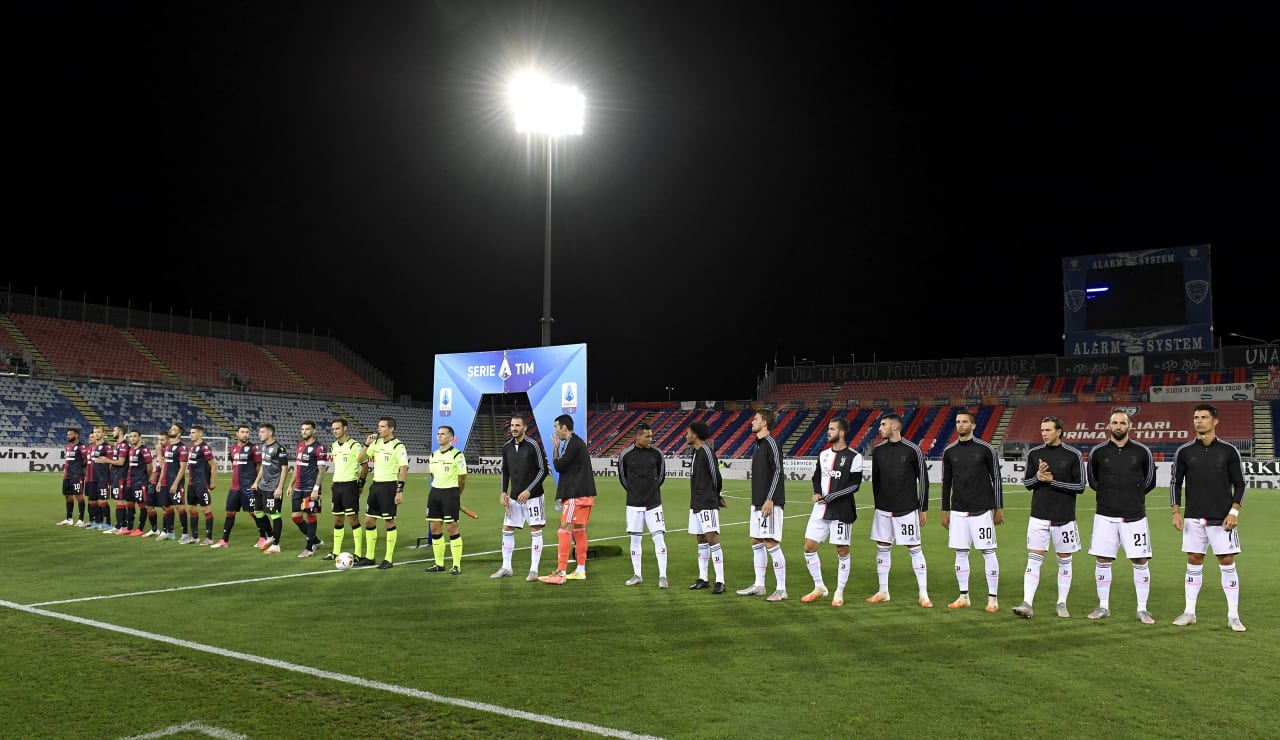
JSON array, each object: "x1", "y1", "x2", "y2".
[
  {"x1": 120, "y1": 721, "x2": 249, "y2": 739},
  {"x1": 2, "y1": 599, "x2": 664, "y2": 740}
]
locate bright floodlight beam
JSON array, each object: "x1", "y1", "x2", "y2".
[{"x1": 511, "y1": 72, "x2": 585, "y2": 346}]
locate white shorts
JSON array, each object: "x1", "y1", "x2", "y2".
[
  {"x1": 502, "y1": 494, "x2": 547, "y2": 529},
  {"x1": 946, "y1": 510, "x2": 997, "y2": 550},
  {"x1": 869, "y1": 509, "x2": 922, "y2": 546},
  {"x1": 688, "y1": 508, "x2": 721, "y2": 535},
  {"x1": 1025, "y1": 517, "x2": 1082, "y2": 554},
  {"x1": 1088, "y1": 515, "x2": 1153, "y2": 559},
  {"x1": 1181, "y1": 518, "x2": 1241, "y2": 556},
  {"x1": 626, "y1": 504, "x2": 666, "y2": 534},
  {"x1": 748, "y1": 504, "x2": 784, "y2": 541},
  {"x1": 804, "y1": 519, "x2": 853, "y2": 546}
]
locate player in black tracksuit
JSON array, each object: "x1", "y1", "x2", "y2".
[
  {"x1": 1168, "y1": 403, "x2": 1248, "y2": 630},
  {"x1": 1013, "y1": 415, "x2": 1088, "y2": 619},
  {"x1": 686, "y1": 422, "x2": 726, "y2": 592}
]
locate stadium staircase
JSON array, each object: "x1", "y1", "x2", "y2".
[
  {"x1": 57, "y1": 381, "x2": 106, "y2": 430},
  {"x1": 259, "y1": 347, "x2": 317, "y2": 394},
  {"x1": 117, "y1": 329, "x2": 182, "y2": 385},
  {"x1": 328, "y1": 402, "x2": 368, "y2": 438},
  {"x1": 1251, "y1": 370, "x2": 1275, "y2": 457},
  {"x1": 189, "y1": 394, "x2": 236, "y2": 436},
  {"x1": 604, "y1": 413, "x2": 656, "y2": 456},
  {"x1": 464, "y1": 414, "x2": 501, "y2": 460},
  {"x1": 787, "y1": 408, "x2": 836, "y2": 457},
  {"x1": 0, "y1": 314, "x2": 57, "y2": 376},
  {"x1": 988, "y1": 406, "x2": 1015, "y2": 456}
]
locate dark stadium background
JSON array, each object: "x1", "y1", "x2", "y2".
[{"x1": 12, "y1": 2, "x2": 1278, "y2": 403}]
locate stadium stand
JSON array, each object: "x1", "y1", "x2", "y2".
[
  {"x1": 265, "y1": 344, "x2": 384, "y2": 399},
  {"x1": 0, "y1": 375, "x2": 93, "y2": 447},
  {"x1": 335, "y1": 400, "x2": 435, "y2": 456},
  {"x1": 8, "y1": 314, "x2": 166, "y2": 383},
  {"x1": 587, "y1": 409, "x2": 648, "y2": 455},
  {"x1": 74, "y1": 383, "x2": 209, "y2": 435},
  {"x1": 832, "y1": 377, "x2": 982, "y2": 405},
  {"x1": 763, "y1": 381, "x2": 833, "y2": 405},
  {"x1": 130, "y1": 329, "x2": 307, "y2": 394}
]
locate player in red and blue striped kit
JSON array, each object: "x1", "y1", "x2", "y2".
[{"x1": 56, "y1": 427, "x2": 88, "y2": 526}]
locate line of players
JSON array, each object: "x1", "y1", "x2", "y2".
[
  {"x1": 55, "y1": 419, "x2": 366, "y2": 556},
  {"x1": 487, "y1": 405, "x2": 1247, "y2": 633},
  {"x1": 55, "y1": 404, "x2": 1247, "y2": 631}
]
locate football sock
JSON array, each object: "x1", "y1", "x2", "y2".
[
  {"x1": 697, "y1": 542, "x2": 710, "y2": 581},
  {"x1": 530, "y1": 529, "x2": 544, "y2": 573},
  {"x1": 909, "y1": 545, "x2": 928, "y2": 595},
  {"x1": 1095, "y1": 561, "x2": 1112, "y2": 609},
  {"x1": 1220, "y1": 564, "x2": 1239, "y2": 618},
  {"x1": 178, "y1": 510, "x2": 188, "y2": 536},
  {"x1": 573, "y1": 529, "x2": 588, "y2": 570},
  {"x1": 954, "y1": 549, "x2": 971, "y2": 592},
  {"x1": 752, "y1": 543, "x2": 767, "y2": 588},
  {"x1": 1184, "y1": 565, "x2": 1203, "y2": 613},
  {"x1": 77, "y1": 500, "x2": 86, "y2": 519},
  {"x1": 500, "y1": 530, "x2": 515, "y2": 570},
  {"x1": 767, "y1": 545, "x2": 786, "y2": 592},
  {"x1": 876, "y1": 545, "x2": 892, "y2": 592},
  {"x1": 65, "y1": 501, "x2": 74, "y2": 519},
  {"x1": 836, "y1": 553, "x2": 851, "y2": 593},
  {"x1": 1133, "y1": 562, "x2": 1151, "y2": 612},
  {"x1": 1056, "y1": 557, "x2": 1073, "y2": 604},
  {"x1": 433, "y1": 535, "x2": 446, "y2": 566},
  {"x1": 804, "y1": 550, "x2": 824, "y2": 589},
  {"x1": 333, "y1": 524, "x2": 346, "y2": 555},
  {"x1": 982, "y1": 548, "x2": 1000, "y2": 597},
  {"x1": 557, "y1": 529, "x2": 572, "y2": 572},
  {"x1": 710, "y1": 543, "x2": 724, "y2": 583},
  {"x1": 449, "y1": 533, "x2": 463, "y2": 567},
  {"x1": 630, "y1": 534, "x2": 644, "y2": 576},
  {"x1": 1023, "y1": 553, "x2": 1044, "y2": 604},
  {"x1": 652, "y1": 532, "x2": 667, "y2": 578},
  {"x1": 384, "y1": 527, "x2": 397, "y2": 563}
]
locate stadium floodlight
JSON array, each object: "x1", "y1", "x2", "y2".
[
  {"x1": 511, "y1": 72, "x2": 585, "y2": 137},
  {"x1": 1228, "y1": 332, "x2": 1279, "y2": 345},
  {"x1": 510, "y1": 71, "x2": 585, "y2": 347}
]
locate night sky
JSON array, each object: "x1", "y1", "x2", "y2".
[{"x1": 12, "y1": 2, "x2": 1279, "y2": 403}]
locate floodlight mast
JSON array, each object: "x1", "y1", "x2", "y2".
[
  {"x1": 1228, "y1": 332, "x2": 1279, "y2": 345},
  {"x1": 510, "y1": 73, "x2": 585, "y2": 347}
]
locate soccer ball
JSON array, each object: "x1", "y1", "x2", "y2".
[{"x1": 335, "y1": 552, "x2": 354, "y2": 571}]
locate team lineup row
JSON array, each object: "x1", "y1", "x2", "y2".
[{"x1": 52, "y1": 405, "x2": 1247, "y2": 631}]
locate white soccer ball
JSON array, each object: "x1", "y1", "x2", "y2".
[{"x1": 335, "y1": 552, "x2": 354, "y2": 571}]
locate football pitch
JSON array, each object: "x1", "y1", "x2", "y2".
[{"x1": 3, "y1": 472, "x2": 1276, "y2": 739}]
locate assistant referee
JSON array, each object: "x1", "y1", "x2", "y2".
[{"x1": 425, "y1": 426, "x2": 468, "y2": 574}]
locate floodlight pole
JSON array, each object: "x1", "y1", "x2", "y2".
[
  {"x1": 541, "y1": 141, "x2": 554, "y2": 347},
  {"x1": 1228, "y1": 332, "x2": 1279, "y2": 345}
]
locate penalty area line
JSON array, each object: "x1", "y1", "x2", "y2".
[{"x1": 2, "y1": 599, "x2": 664, "y2": 740}]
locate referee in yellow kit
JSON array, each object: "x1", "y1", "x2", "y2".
[{"x1": 425, "y1": 425, "x2": 468, "y2": 574}]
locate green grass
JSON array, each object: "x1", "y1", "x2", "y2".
[{"x1": 3, "y1": 473, "x2": 1277, "y2": 739}]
